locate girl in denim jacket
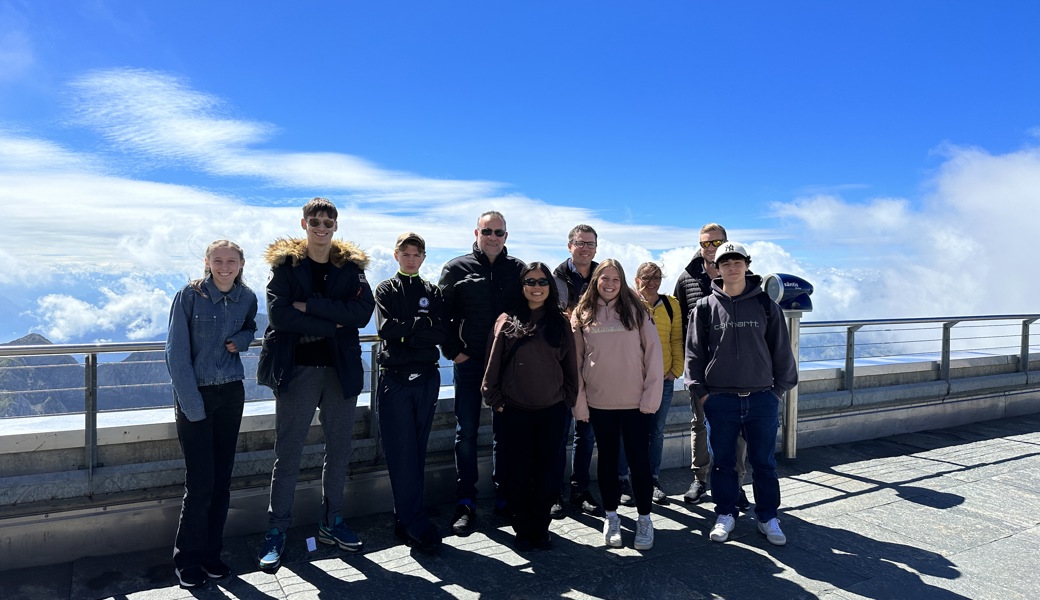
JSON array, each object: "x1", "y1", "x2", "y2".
[{"x1": 165, "y1": 240, "x2": 258, "y2": 588}]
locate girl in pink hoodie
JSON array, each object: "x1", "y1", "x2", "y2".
[{"x1": 572, "y1": 259, "x2": 663, "y2": 551}]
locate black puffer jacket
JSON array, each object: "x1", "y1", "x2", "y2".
[
  {"x1": 438, "y1": 243, "x2": 527, "y2": 362},
  {"x1": 674, "y1": 251, "x2": 712, "y2": 338}
]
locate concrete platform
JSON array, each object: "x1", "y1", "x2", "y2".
[{"x1": 4, "y1": 413, "x2": 1040, "y2": 600}]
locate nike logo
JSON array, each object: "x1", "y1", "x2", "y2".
[{"x1": 408, "y1": 373, "x2": 420, "y2": 381}]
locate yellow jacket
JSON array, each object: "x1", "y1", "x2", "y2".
[{"x1": 644, "y1": 295, "x2": 684, "y2": 378}]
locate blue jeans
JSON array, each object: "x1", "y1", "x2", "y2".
[
  {"x1": 453, "y1": 357, "x2": 486, "y2": 502},
  {"x1": 703, "y1": 389, "x2": 781, "y2": 522},
  {"x1": 618, "y1": 382, "x2": 673, "y2": 480},
  {"x1": 557, "y1": 413, "x2": 596, "y2": 493},
  {"x1": 173, "y1": 381, "x2": 244, "y2": 569},
  {"x1": 378, "y1": 371, "x2": 439, "y2": 533}
]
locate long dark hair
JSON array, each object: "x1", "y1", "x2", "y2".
[
  {"x1": 190, "y1": 240, "x2": 245, "y2": 297},
  {"x1": 506, "y1": 262, "x2": 567, "y2": 347},
  {"x1": 574, "y1": 258, "x2": 647, "y2": 331}
]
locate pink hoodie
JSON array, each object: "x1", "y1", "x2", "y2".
[{"x1": 571, "y1": 299, "x2": 664, "y2": 421}]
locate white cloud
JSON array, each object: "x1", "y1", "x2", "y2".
[{"x1": 33, "y1": 278, "x2": 171, "y2": 342}]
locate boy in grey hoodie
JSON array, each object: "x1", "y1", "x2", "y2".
[{"x1": 685, "y1": 241, "x2": 797, "y2": 546}]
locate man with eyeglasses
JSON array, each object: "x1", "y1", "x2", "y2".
[
  {"x1": 256, "y1": 197, "x2": 375, "y2": 571},
  {"x1": 550, "y1": 224, "x2": 603, "y2": 517},
  {"x1": 438, "y1": 211, "x2": 527, "y2": 535},
  {"x1": 674, "y1": 223, "x2": 749, "y2": 509}
]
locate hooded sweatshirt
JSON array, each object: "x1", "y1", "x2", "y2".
[
  {"x1": 684, "y1": 274, "x2": 798, "y2": 401},
  {"x1": 571, "y1": 299, "x2": 663, "y2": 420}
]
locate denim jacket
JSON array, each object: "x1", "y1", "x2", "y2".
[{"x1": 165, "y1": 278, "x2": 259, "y2": 422}]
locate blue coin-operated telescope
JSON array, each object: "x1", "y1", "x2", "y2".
[{"x1": 762, "y1": 273, "x2": 813, "y2": 313}]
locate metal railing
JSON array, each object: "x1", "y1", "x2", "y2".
[{"x1": 2, "y1": 315, "x2": 1038, "y2": 477}]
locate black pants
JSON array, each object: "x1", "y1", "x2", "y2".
[
  {"x1": 173, "y1": 381, "x2": 244, "y2": 569},
  {"x1": 589, "y1": 407, "x2": 653, "y2": 515},
  {"x1": 499, "y1": 401, "x2": 569, "y2": 540}
]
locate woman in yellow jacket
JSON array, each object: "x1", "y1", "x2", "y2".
[{"x1": 617, "y1": 262, "x2": 684, "y2": 506}]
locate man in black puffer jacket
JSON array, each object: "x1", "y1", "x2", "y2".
[{"x1": 438, "y1": 211, "x2": 527, "y2": 534}]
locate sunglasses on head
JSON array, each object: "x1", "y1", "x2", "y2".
[
  {"x1": 307, "y1": 218, "x2": 336, "y2": 228},
  {"x1": 699, "y1": 239, "x2": 726, "y2": 249},
  {"x1": 523, "y1": 277, "x2": 552, "y2": 287},
  {"x1": 480, "y1": 228, "x2": 507, "y2": 237}
]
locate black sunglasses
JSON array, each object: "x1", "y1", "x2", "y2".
[
  {"x1": 523, "y1": 277, "x2": 552, "y2": 287},
  {"x1": 480, "y1": 228, "x2": 507, "y2": 237}
]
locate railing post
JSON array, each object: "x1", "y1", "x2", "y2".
[
  {"x1": 368, "y1": 343, "x2": 382, "y2": 465},
  {"x1": 1023, "y1": 318, "x2": 1038, "y2": 373},
  {"x1": 84, "y1": 352, "x2": 98, "y2": 498},
  {"x1": 845, "y1": 325, "x2": 863, "y2": 392},
  {"x1": 941, "y1": 321, "x2": 960, "y2": 381},
  {"x1": 783, "y1": 313, "x2": 802, "y2": 459}
]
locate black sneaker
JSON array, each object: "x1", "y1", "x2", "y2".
[
  {"x1": 651, "y1": 480, "x2": 669, "y2": 505},
  {"x1": 684, "y1": 480, "x2": 707, "y2": 504},
  {"x1": 736, "y1": 488, "x2": 751, "y2": 513},
  {"x1": 201, "y1": 559, "x2": 231, "y2": 579},
  {"x1": 451, "y1": 502, "x2": 476, "y2": 536},
  {"x1": 397, "y1": 519, "x2": 442, "y2": 553},
  {"x1": 618, "y1": 478, "x2": 636, "y2": 507},
  {"x1": 549, "y1": 494, "x2": 565, "y2": 519},
  {"x1": 175, "y1": 566, "x2": 207, "y2": 588},
  {"x1": 570, "y1": 490, "x2": 603, "y2": 516}
]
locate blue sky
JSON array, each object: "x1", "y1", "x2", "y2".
[{"x1": 1, "y1": 1, "x2": 1039, "y2": 343}]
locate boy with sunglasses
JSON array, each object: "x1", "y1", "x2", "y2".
[
  {"x1": 438, "y1": 211, "x2": 527, "y2": 534},
  {"x1": 256, "y1": 197, "x2": 375, "y2": 571},
  {"x1": 674, "y1": 223, "x2": 749, "y2": 508}
]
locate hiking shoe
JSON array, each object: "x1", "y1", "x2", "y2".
[
  {"x1": 571, "y1": 490, "x2": 603, "y2": 516},
  {"x1": 318, "y1": 516, "x2": 364, "y2": 552},
  {"x1": 651, "y1": 480, "x2": 668, "y2": 505},
  {"x1": 175, "y1": 566, "x2": 207, "y2": 588},
  {"x1": 257, "y1": 528, "x2": 286, "y2": 571},
  {"x1": 603, "y1": 512, "x2": 622, "y2": 547},
  {"x1": 758, "y1": 518, "x2": 787, "y2": 546},
  {"x1": 634, "y1": 515, "x2": 654, "y2": 550},
  {"x1": 451, "y1": 502, "x2": 476, "y2": 536},
  {"x1": 201, "y1": 559, "x2": 231, "y2": 579},
  {"x1": 684, "y1": 480, "x2": 707, "y2": 504},
  {"x1": 736, "y1": 488, "x2": 751, "y2": 513},
  {"x1": 618, "y1": 478, "x2": 636, "y2": 507},
  {"x1": 549, "y1": 494, "x2": 565, "y2": 519},
  {"x1": 709, "y1": 514, "x2": 736, "y2": 543}
]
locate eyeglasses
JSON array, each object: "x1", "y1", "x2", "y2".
[
  {"x1": 480, "y1": 228, "x2": 507, "y2": 237},
  {"x1": 570, "y1": 240, "x2": 597, "y2": 249},
  {"x1": 523, "y1": 277, "x2": 552, "y2": 287},
  {"x1": 638, "y1": 275, "x2": 662, "y2": 282},
  {"x1": 699, "y1": 239, "x2": 726, "y2": 249},
  {"x1": 307, "y1": 218, "x2": 336, "y2": 228}
]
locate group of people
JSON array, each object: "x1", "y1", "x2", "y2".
[{"x1": 163, "y1": 198, "x2": 798, "y2": 589}]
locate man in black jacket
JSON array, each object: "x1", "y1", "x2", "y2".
[
  {"x1": 438, "y1": 211, "x2": 527, "y2": 534},
  {"x1": 551, "y1": 224, "x2": 602, "y2": 516},
  {"x1": 673, "y1": 223, "x2": 748, "y2": 508},
  {"x1": 374, "y1": 232, "x2": 446, "y2": 551},
  {"x1": 255, "y1": 197, "x2": 375, "y2": 571}
]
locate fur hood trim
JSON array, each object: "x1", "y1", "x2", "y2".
[{"x1": 264, "y1": 237, "x2": 370, "y2": 270}]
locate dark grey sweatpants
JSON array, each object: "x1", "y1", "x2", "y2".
[{"x1": 267, "y1": 366, "x2": 358, "y2": 532}]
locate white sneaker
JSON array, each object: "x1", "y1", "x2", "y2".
[
  {"x1": 603, "y1": 512, "x2": 622, "y2": 547},
  {"x1": 634, "y1": 515, "x2": 654, "y2": 550},
  {"x1": 757, "y1": 518, "x2": 787, "y2": 546},
  {"x1": 709, "y1": 514, "x2": 736, "y2": 543}
]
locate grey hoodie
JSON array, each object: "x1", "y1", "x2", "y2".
[{"x1": 684, "y1": 274, "x2": 797, "y2": 401}]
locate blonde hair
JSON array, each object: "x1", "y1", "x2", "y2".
[{"x1": 190, "y1": 240, "x2": 245, "y2": 297}]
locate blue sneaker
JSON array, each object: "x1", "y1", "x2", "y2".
[
  {"x1": 318, "y1": 516, "x2": 364, "y2": 552},
  {"x1": 257, "y1": 528, "x2": 286, "y2": 571}
]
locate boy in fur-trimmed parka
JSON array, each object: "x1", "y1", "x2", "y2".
[{"x1": 256, "y1": 197, "x2": 375, "y2": 571}]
